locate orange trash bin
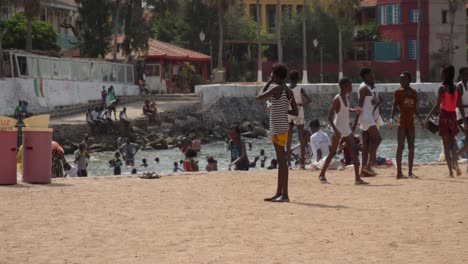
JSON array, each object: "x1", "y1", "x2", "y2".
[
  {"x1": 0, "y1": 127, "x2": 18, "y2": 185},
  {"x1": 22, "y1": 127, "x2": 53, "y2": 184}
]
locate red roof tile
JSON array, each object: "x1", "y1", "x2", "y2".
[
  {"x1": 360, "y1": 0, "x2": 377, "y2": 8},
  {"x1": 144, "y1": 39, "x2": 210, "y2": 62}
]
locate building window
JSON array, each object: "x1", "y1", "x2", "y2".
[
  {"x1": 409, "y1": 9, "x2": 422, "y2": 23},
  {"x1": 408, "y1": 40, "x2": 417, "y2": 60},
  {"x1": 378, "y1": 3, "x2": 400, "y2": 25},
  {"x1": 282, "y1": 5, "x2": 292, "y2": 16},
  {"x1": 442, "y1": 10, "x2": 448, "y2": 24},
  {"x1": 267, "y1": 5, "x2": 275, "y2": 33},
  {"x1": 296, "y1": 5, "x2": 303, "y2": 14},
  {"x1": 249, "y1": 4, "x2": 259, "y2": 24}
]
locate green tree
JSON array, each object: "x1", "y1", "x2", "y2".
[
  {"x1": 17, "y1": 0, "x2": 41, "y2": 52},
  {"x1": 319, "y1": 0, "x2": 359, "y2": 80},
  {"x1": 447, "y1": 0, "x2": 464, "y2": 64},
  {"x1": 122, "y1": 0, "x2": 151, "y2": 59},
  {"x1": 2, "y1": 13, "x2": 60, "y2": 51},
  {"x1": 75, "y1": 0, "x2": 112, "y2": 58}
]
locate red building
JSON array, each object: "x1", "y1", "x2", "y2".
[{"x1": 357, "y1": 0, "x2": 466, "y2": 82}]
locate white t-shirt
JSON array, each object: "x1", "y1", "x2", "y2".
[
  {"x1": 90, "y1": 111, "x2": 99, "y2": 121},
  {"x1": 66, "y1": 166, "x2": 78, "y2": 177},
  {"x1": 310, "y1": 130, "x2": 331, "y2": 162}
]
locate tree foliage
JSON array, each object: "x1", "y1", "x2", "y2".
[
  {"x1": 122, "y1": 0, "x2": 151, "y2": 57},
  {"x1": 75, "y1": 0, "x2": 112, "y2": 58},
  {"x1": 2, "y1": 13, "x2": 60, "y2": 51}
]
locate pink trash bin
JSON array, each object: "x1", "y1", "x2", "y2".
[
  {"x1": 0, "y1": 128, "x2": 17, "y2": 185},
  {"x1": 22, "y1": 127, "x2": 53, "y2": 184}
]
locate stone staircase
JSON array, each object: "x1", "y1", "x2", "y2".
[{"x1": 48, "y1": 93, "x2": 200, "y2": 118}]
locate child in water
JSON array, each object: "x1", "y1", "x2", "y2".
[
  {"x1": 110, "y1": 152, "x2": 123, "y2": 175},
  {"x1": 259, "y1": 149, "x2": 267, "y2": 168},
  {"x1": 173, "y1": 162, "x2": 183, "y2": 173},
  {"x1": 183, "y1": 149, "x2": 199, "y2": 172},
  {"x1": 228, "y1": 125, "x2": 250, "y2": 171},
  {"x1": 205, "y1": 156, "x2": 218, "y2": 172},
  {"x1": 141, "y1": 158, "x2": 148, "y2": 167}
]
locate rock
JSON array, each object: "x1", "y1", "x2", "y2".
[
  {"x1": 142, "y1": 145, "x2": 154, "y2": 151},
  {"x1": 253, "y1": 126, "x2": 267, "y2": 137},
  {"x1": 62, "y1": 144, "x2": 75, "y2": 155},
  {"x1": 241, "y1": 132, "x2": 258, "y2": 138},
  {"x1": 88, "y1": 143, "x2": 105, "y2": 152},
  {"x1": 165, "y1": 137, "x2": 178, "y2": 146},
  {"x1": 132, "y1": 126, "x2": 147, "y2": 135},
  {"x1": 240, "y1": 121, "x2": 253, "y2": 132},
  {"x1": 149, "y1": 139, "x2": 168, "y2": 150}
]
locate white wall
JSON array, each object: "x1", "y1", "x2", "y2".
[
  {"x1": 195, "y1": 83, "x2": 440, "y2": 106},
  {"x1": 0, "y1": 77, "x2": 140, "y2": 116}
]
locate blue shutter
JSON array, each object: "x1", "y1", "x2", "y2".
[
  {"x1": 386, "y1": 5, "x2": 392, "y2": 24},
  {"x1": 377, "y1": 5, "x2": 381, "y2": 24},
  {"x1": 408, "y1": 41, "x2": 413, "y2": 60}
]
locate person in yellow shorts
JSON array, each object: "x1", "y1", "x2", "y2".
[{"x1": 256, "y1": 64, "x2": 298, "y2": 203}]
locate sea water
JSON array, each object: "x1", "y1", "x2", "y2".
[{"x1": 65, "y1": 126, "x2": 443, "y2": 176}]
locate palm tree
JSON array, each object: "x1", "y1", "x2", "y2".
[
  {"x1": 416, "y1": 0, "x2": 421, "y2": 82},
  {"x1": 319, "y1": 0, "x2": 359, "y2": 80},
  {"x1": 447, "y1": 0, "x2": 464, "y2": 64},
  {"x1": 302, "y1": 0, "x2": 308, "y2": 83},
  {"x1": 256, "y1": 0, "x2": 262, "y2": 82},
  {"x1": 19, "y1": 0, "x2": 41, "y2": 52},
  {"x1": 276, "y1": 0, "x2": 282, "y2": 63},
  {"x1": 112, "y1": 0, "x2": 124, "y2": 62}
]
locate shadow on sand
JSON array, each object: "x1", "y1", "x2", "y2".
[{"x1": 291, "y1": 202, "x2": 350, "y2": 209}]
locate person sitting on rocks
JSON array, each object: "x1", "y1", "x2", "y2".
[{"x1": 143, "y1": 99, "x2": 157, "y2": 123}]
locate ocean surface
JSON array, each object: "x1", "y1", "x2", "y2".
[{"x1": 65, "y1": 126, "x2": 446, "y2": 176}]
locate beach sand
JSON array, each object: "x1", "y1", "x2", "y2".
[{"x1": 1, "y1": 164, "x2": 468, "y2": 264}]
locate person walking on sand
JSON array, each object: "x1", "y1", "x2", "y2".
[
  {"x1": 317, "y1": 77, "x2": 367, "y2": 185},
  {"x1": 256, "y1": 63, "x2": 298, "y2": 203},
  {"x1": 455, "y1": 67, "x2": 468, "y2": 165},
  {"x1": 426, "y1": 65, "x2": 464, "y2": 177},
  {"x1": 286, "y1": 70, "x2": 311, "y2": 169},
  {"x1": 358, "y1": 68, "x2": 381, "y2": 177},
  {"x1": 390, "y1": 72, "x2": 425, "y2": 179}
]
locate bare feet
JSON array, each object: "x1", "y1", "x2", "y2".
[
  {"x1": 271, "y1": 195, "x2": 290, "y2": 203},
  {"x1": 264, "y1": 194, "x2": 281, "y2": 202},
  {"x1": 456, "y1": 167, "x2": 462, "y2": 177},
  {"x1": 408, "y1": 173, "x2": 419, "y2": 179},
  {"x1": 355, "y1": 179, "x2": 369, "y2": 185},
  {"x1": 319, "y1": 175, "x2": 330, "y2": 184},
  {"x1": 361, "y1": 167, "x2": 377, "y2": 177}
]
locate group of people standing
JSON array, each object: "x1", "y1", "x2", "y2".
[{"x1": 257, "y1": 63, "x2": 468, "y2": 203}]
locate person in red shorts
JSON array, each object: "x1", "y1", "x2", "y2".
[
  {"x1": 390, "y1": 72, "x2": 424, "y2": 179},
  {"x1": 426, "y1": 65, "x2": 465, "y2": 177}
]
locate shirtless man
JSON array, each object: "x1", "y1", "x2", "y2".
[{"x1": 358, "y1": 68, "x2": 381, "y2": 176}]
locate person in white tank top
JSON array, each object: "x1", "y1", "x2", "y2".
[
  {"x1": 286, "y1": 70, "x2": 311, "y2": 169},
  {"x1": 455, "y1": 67, "x2": 468, "y2": 167},
  {"x1": 358, "y1": 68, "x2": 381, "y2": 177},
  {"x1": 317, "y1": 77, "x2": 368, "y2": 185}
]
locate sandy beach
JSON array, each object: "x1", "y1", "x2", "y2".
[{"x1": 1, "y1": 164, "x2": 468, "y2": 264}]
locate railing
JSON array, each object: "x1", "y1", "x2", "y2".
[{"x1": 7, "y1": 50, "x2": 134, "y2": 84}]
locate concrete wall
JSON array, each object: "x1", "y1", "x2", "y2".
[
  {"x1": 0, "y1": 77, "x2": 140, "y2": 116},
  {"x1": 195, "y1": 83, "x2": 440, "y2": 106}
]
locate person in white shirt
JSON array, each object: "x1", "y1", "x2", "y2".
[{"x1": 309, "y1": 119, "x2": 331, "y2": 163}]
